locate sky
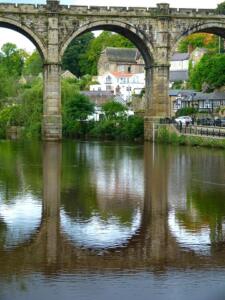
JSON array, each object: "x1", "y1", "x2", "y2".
[{"x1": 0, "y1": 0, "x2": 224, "y2": 53}]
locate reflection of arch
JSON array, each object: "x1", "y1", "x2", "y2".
[
  {"x1": 60, "y1": 20, "x2": 153, "y2": 68},
  {"x1": 0, "y1": 196, "x2": 42, "y2": 250},
  {"x1": 171, "y1": 21, "x2": 225, "y2": 59},
  {"x1": 0, "y1": 17, "x2": 47, "y2": 60}
]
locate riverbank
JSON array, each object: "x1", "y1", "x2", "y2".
[{"x1": 156, "y1": 125, "x2": 225, "y2": 149}]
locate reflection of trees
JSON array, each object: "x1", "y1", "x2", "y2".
[
  {"x1": 168, "y1": 145, "x2": 225, "y2": 244},
  {"x1": 61, "y1": 141, "x2": 143, "y2": 224},
  {"x1": 0, "y1": 219, "x2": 7, "y2": 246},
  {"x1": 0, "y1": 141, "x2": 42, "y2": 204},
  {"x1": 186, "y1": 186, "x2": 225, "y2": 243},
  {"x1": 61, "y1": 142, "x2": 98, "y2": 220}
]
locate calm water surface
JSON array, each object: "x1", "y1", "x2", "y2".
[{"x1": 0, "y1": 140, "x2": 225, "y2": 300}]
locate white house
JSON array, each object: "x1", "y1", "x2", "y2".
[
  {"x1": 169, "y1": 52, "x2": 189, "y2": 87},
  {"x1": 90, "y1": 72, "x2": 145, "y2": 102}
]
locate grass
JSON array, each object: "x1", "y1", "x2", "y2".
[{"x1": 156, "y1": 126, "x2": 225, "y2": 149}]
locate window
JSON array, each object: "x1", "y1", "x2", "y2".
[
  {"x1": 106, "y1": 85, "x2": 112, "y2": 91},
  {"x1": 105, "y1": 75, "x2": 112, "y2": 84},
  {"x1": 118, "y1": 65, "x2": 125, "y2": 72}
]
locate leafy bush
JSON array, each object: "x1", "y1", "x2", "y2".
[{"x1": 176, "y1": 107, "x2": 197, "y2": 117}]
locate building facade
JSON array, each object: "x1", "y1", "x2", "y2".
[
  {"x1": 90, "y1": 72, "x2": 145, "y2": 102},
  {"x1": 98, "y1": 48, "x2": 145, "y2": 76}
]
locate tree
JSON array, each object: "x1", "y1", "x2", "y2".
[
  {"x1": 189, "y1": 53, "x2": 225, "y2": 91},
  {"x1": 23, "y1": 50, "x2": 42, "y2": 76},
  {"x1": 0, "y1": 43, "x2": 27, "y2": 77},
  {"x1": 62, "y1": 32, "x2": 94, "y2": 77},
  {"x1": 216, "y1": 1, "x2": 225, "y2": 14},
  {"x1": 178, "y1": 33, "x2": 218, "y2": 53},
  {"x1": 82, "y1": 31, "x2": 135, "y2": 75},
  {"x1": 64, "y1": 93, "x2": 94, "y2": 121},
  {"x1": 102, "y1": 101, "x2": 126, "y2": 119}
]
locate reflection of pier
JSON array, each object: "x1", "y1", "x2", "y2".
[{"x1": 1, "y1": 143, "x2": 225, "y2": 278}]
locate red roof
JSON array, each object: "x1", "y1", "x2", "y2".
[{"x1": 111, "y1": 72, "x2": 133, "y2": 78}]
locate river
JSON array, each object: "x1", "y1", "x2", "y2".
[{"x1": 0, "y1": 140, "x2": 225, "y2": 300}]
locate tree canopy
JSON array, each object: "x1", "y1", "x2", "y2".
[
  {"x1": 62, "y1": 32, "x2": 95, "y2": 77},
  {"x1": 0, "y1": 43, "x2": 27, "y2": 77},
  {"x1": 102, "y1": 101, "x2": 126, "y2": 119},
  {"x1": 189, "y1": 53, "x2": 225, "y2": 91},
  {"x1": 216, "y1": 1, "x2": 225, "y2": 14},
  {"x1": 84, "y1": 31, "x2": 134, "y2": 75},
  {"x1": 62, "y1": 31, "x2": 135, "y2": 76},
  {"x1": 23, "y1": 50, "x2": 42, "y2": 76},
  {"x1": 178, "y1": 33, "x2": 218, "y2": 53}
]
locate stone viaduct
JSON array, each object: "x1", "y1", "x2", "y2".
[{"x1": 0, "y1": 0, "x2": 225, "y2": 140}]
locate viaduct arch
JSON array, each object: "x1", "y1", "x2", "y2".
[{"x1": 0, "y1": 0, "x2": 225, "y2": 140}]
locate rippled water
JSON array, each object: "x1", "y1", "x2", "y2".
[{"x1": 0, "y1": 140, "x2": 225, "y2": 300}]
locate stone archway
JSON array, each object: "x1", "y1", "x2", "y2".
[
  {"x1": 170, "y1": 21, "x2": 225, "y2": 59},
  {"x1": 60, "y1": 19, "x2": 169, "y2": 140},
  {"x1": 59, "y1": 19, "x2": 154, "y2": 67},
  {"x1": 0, "y1": 18, "x2": 47, "y2": 60}
]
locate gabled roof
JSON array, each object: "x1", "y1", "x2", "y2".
[
  {"x1": 104, "y1": 47, "x2": 139, "y2": 63},
  {"x1": 169, "y1": 89, "x2": 195, "y2": 97},
  {"x1": 103, "y1": 47, "x2": 190, "y2": 64},
  {"x1": 169, "y1": 90, "x2": 225, "y2": 100},
  {"x1": 169, "y1": 70, "x2": 189, "y2": 81},
  {"x1": 171, "y1": 52, "x2": 190, "y2": 61}
]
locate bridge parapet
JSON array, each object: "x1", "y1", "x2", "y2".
[
  {"x1": 0, "y1": 3, "x2": 221, "y2": 18},
  {"x1": 170, "y1": 7, "x2": 219, "y2": 16},
  {"x1": 0, "y1": 3, "x2": 46, "y2": 12},
  {"x1": 56, "y1": 5, "x2": 221, "y2": 18}
]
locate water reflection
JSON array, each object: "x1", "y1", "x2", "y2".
[
  {"x1": 0, "y1": 141, "x2": 42, "y2": 249},
  {"x1": 60, "y1": 142, "x2": 144, "y2": 249},
  {"x1": 168, "y1": 147, "x2": 225, "y2": 254},
  {"x1": 0, "y1": 141, "x2": 224, "y2": 275}
]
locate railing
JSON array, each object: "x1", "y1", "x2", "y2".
[
  {"x1": 159, "y1": 118, "x2": 225, "y2": 138},
  {"x1": 176, "y1": 124, "x2": 225, "y2": 138}
]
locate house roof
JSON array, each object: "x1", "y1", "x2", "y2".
[
  {"x1": 171, "y1": 52, "x2": 190, "y2": 61},
  {"x1": 169, "y1": 89, "x2": 196, "y2": 97},
  {"x1": 169, "y1": 70, "x2": 189, "y2": 82},
  {"x1": 61, "y1": 70, "x2": 77, "y2": 79},
  {"x1": 103, "y1": 47, "x2": 190, "y2": 64},
  {"x1": 104, "y1": 47, "x2": 139, "y2": 63},
  {"x1": 111, "y1": 71, "x2": 134, "y2": 78},
  {"x1": 81, "y1": 91, "x2": 113, "y2": 97},
  {"x1": 169, "y1": 90, "x2": 225, "y2": 100}
]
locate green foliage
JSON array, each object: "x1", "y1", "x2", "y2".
[
  {"x1": 102, "y1": 101, "x2": 126, "y2": 119},
  {"x1": 178, "y1": 33, "x2": 218, "y2": 53},
  {"x1": 78, "y1": 75, "x2": 94, "y2": 91},
  {"x1": 189, "y1": 53, "x2": 225, "y2": 90},
  {"x1": 0, "y1": 65, "x2": 19, "y2": 103},
  {"x1": 63, "y1": 92, "x2": 94, "y2": 137},
  {"x1": 171, "y1": 81, "x2": 184, "y2": 90},
  {"x1": 0, "y1": 43, "x2": 27, "y2": 77},
  {"x1": 120, "y1": 116, "x2": 144, "y2": 140},
  {"x1": 176, "y1": 107, "x2": 197, "y2": 117},
  {"x1": 62, "y1": 32, "x2": 95, "y2": 77},
  {"x1": 156, "y1": 126, "x2": 225, "y2": 149},
  {"x1": 63, "y1": 93, "x2": 94, "y2": 121},
  {"x1": 23, "y1": 51, "x2": 42, "y2": 76},
  {"x1": 216, "y1": 1, "x2": 225, "y2": 14},
  {"x1": 0, "y1": 41, "x2": 142, "y2": 142},
  {"x1": 82, "y1": 31, "x2": 134, "y2": 75},
  {"x1": 89, "y1": 116, "x2": 144, "y2": 141},
  {"x1": 20, "y1": 78, "x2": 43, "y2": 138}
]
